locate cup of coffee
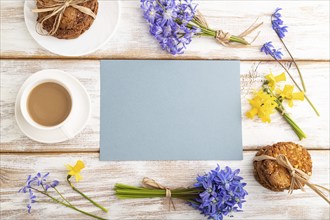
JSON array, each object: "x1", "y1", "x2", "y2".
[{"x1": 20, "y1": 77, "x2": 75, "y2": 138}]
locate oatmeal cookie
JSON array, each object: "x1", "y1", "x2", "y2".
[
  {"x1": 253, "y1": 142, "x2": 312, "y2": 191},
  {"x1": 36, "y1": 0, "x2": 98, "y2": 39}
]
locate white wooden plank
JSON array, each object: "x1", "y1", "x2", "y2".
[
  {"x1": 1, "y1": 60, "x2": 329, "y2": 152},
  {"x1": 1, "y1": 1, "x2": 329, "y2": 60},
  {"x1": 0, "y1": 151, "x2": 329, "y2": 219}
]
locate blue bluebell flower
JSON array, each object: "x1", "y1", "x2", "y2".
[
  {"x1": 27, "y1": 204, "x2": 32, "y2": 214},
  {"x1": 261, "y1": 41, "x2": 283, "y2": 59},
  {"x1": 27, "y1": 189, "x2": 37, "y2": 214},
  {"x1": 45, "y1": 180, "x2": 60, "y2": 191},
  {"x1": 272, "y1": 7, "x2": 282, "y2": 19},
  {"x1": 140, "y1": 0, "x2": 200, "y2": 55},
  {"x1": 188, "y1": 165, "x2": 248, "y2": 220},
  {"x1": 19, "y1": 175, "x2": 32, "y2": 193},
  {"x1": 37, "y1": 172, "x2": 49, "y2": 186},
  {"x1": 19, "y1": 173, "x2": 59, "y2": 213},
  {"x1": 271, "y1": 8, "x2": 288, "y2": 39},
  {"x1": 260, "y1": 41, "x2": 274, "y2": 55}
]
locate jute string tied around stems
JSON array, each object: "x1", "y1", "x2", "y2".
[
  {"x1": 194, "y1": 10, "x2": 263, "y2": 46},
  {"x1": 142, "y1": 177, "x2": 176, "y2": 211},
  {"x1": 253, "y1": 154, "x2": 330, "y2": 204},
  {"x1": 32, "y1": 0, "x2": 96, "y2": 36}
]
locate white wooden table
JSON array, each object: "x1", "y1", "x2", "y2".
[{"x1": 1, "y1": 1, "x2": 329, "y2": 219}]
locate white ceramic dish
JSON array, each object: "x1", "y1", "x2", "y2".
[
  {"x1": 24, "y1": 0, "x2": 120, "y2": 56},
  {"x1": 15, "y1": 70, "x2": 91, "y2": 143}
]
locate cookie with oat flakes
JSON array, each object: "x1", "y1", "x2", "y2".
[
  {"x1": 36, "y1": 0, "x2": 98, "y2": 39},
  {"x1": 253, "y1": 142, "x2": 312, "y2": 191}
]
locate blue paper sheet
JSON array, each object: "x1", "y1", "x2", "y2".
[{"x1": 100, "y1": 60, "x2": 242, "y2": 161}]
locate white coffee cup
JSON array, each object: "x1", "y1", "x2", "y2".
[{"x1": 20, "y1": 76, "x2": 76, "y2": 139}]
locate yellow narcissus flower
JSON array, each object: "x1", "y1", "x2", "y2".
[
  {"x1": 246, "y1": 90, "x2": 278, "y2": 123},
  {"x1": 66, "y1": 160, "x2": 85, "y2": 182},
  {"x1": 265, "y1": 72, "x2": 286, "y2": 90},
  {"x1": 278, "y1": 84, "x2": 305, "y2": 107}
]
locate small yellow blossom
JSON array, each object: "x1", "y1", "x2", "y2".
[
  {"x1": 278, "y1": 85, "x2": 305, "y2": 107},
  {"x1": 246, "y1": 90, "x2": 278, "y2": 123},
  {"x1": 265, "y1": 72, "x2": 286, "y2": 90},
  {"x1": 66, "y1": 160, "x2": 85, "y2": 182}
]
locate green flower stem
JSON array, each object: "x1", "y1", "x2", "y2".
[
  {"x1": 115, "y1": 184, "x2": 201, "y2": 201},
  {"x1": 279, "y1": 37, "x2": 306, "y2": 92},
  {"x1": 276, "y1": 108, "x2": 307, "y2": 140},
  {"x1": 67, "y1": 176, "x2": 108, "y2": 213},
  {"x1": 273, "y1": 57, "x2": 320, "y2": 116},
  {"x1": 271, "y1": 15, "x2": 306, "y2": 92},
  {"x1": 229, "y1": 35, "x2": 249, "y2": 45},
  {"x1": 54, "y1": 187, "x2": 72, "y2": 206},
  {"x1": 30, "y1": 187, "x2": 107, "y2": 220},
  {"x1": 284, "y1": 113, "x2": 307, "y2": 140},
  {"x1": 155, "y1": 0, "x2": 165, "y2": 11},
  {"x1": 264, "y1": 85, "x2": 307, "y2": 140},
  {"x1": 189, "y1": 20, "x2": 249, "y2": 45}
]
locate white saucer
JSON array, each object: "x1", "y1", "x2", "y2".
[
  {"x1": 24, "y1": 0, "x2": 120, "y2": 56},
  {"x1": 15, "y1": 70, "x2": 91, "y2": 143}
]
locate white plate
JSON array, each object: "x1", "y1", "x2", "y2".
[
  {"x1": 24, "y1": 0, "x2": 120, "y2": 56},
  {"x1": 15, "y1": 70, "x2": 91, "y2": 143}
]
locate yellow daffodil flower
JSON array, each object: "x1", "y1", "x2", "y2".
[
  {"x1": 265, "y1": 72, "x2": 286, "y2": 90},
  {"x1": 66, "y1": 160, "x2": 85, "y2": 182},
  {"x1": 278, "y1": 85, "x2": 305, "y2": 107},
  {"x1": 246, "y1": 90, "x2": 278, "y2": 123}
]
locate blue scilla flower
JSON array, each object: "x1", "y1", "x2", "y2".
[
  {"x1": 19, "y1": 175, "x2": 32, "y2": 193},
  {"x1": 19, "y1": 173, "x2": 50, "y2": 193},
  {"x1": 141, "y1": 0, "x2": 199, "y2": 55},
  {"x1": 27, "y1": 189, "x2": 37, "y2": 214},
  {"x1": 271, "y1": 8, "x2": 288, "y2": 39},
  {"x1": 19, "y1": 173, "x2": 59, "y2": 214},
  {"x1": 188, "y1": 165, "x2": 248, "y2": 220},
  {"x1": 272, "y1": 7, "x2": 282, "y2": 19},
  {"x1": 261, "y1": 41, "x2": 283, "y2": 59},
  {"x1": 45, "y1": 180, "x2": 60, "y2": 191},
  {"x1": 36, "y1": 172, "x2": 49, "y2": 186}
]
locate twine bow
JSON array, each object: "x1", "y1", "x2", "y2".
[
  {"x1": 254, "y1": 154, "x2": 330, "y2": 204},
  {"x1": 32, "y1": 0, "x2": 96, "y2": 36},
  {"x1": 142, "y1": 177, "x2": 176, "y2": 210},
  {"x1": 194, "y1": 10, "x2": 263, "y2": 46}
]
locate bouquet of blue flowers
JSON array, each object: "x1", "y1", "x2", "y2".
[
  {"x1": 141, "y1": 0, "x2": 262, "y2": 55},
  {"x1": 115, "y1": 165, "x2": 248, "y2": 220}
]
